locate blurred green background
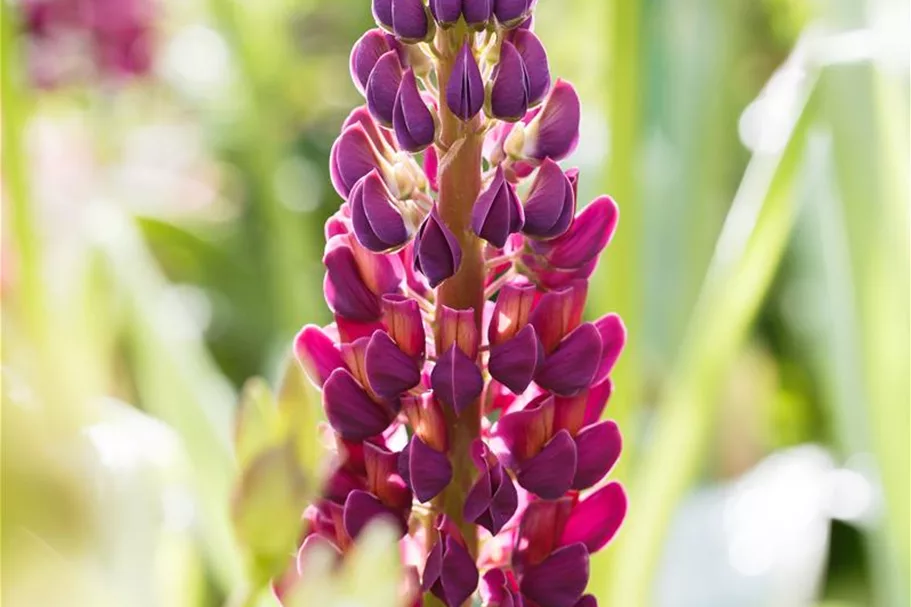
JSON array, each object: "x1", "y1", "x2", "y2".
[{"x1": 2, "y1": 0, "x2": 908, "y2": 605}]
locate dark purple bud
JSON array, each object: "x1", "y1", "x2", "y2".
[
  {"x1": 511, "y1": 29, "x2": 550, "y2": 105},
  {"x1": 431, "y1": 344, "x2": 484, "y2": 415},
  {"x1": 488, "y1": 324, "x2": 542, "y2": 394},
  {"x1": 523, "y1": 79, "x2": 581, "y2": 161},
  {"x1": 531, "y1": 195, "x2": 619, "y2": 270},
  {"x1": 463, "y1": 0, "x2": 493, "y2": 28},
  {"x1": 366, "y1": 50, "x2": 404, "y2": 127},
  {"x1": 322, "y1": 368, "x2": 395, "y2": 440},
  {"x1": 393, "y1": 69, "x2": 437, "y2": 153},
  {"x1": 329, "y1": 124, "x2": 385, "y2": 200},
  {"x1": 406, "y1": 435, "x2": 453, "y2": 502},
  {"x1": 343, "y1": 489, "x2": 405, "y2": 539},
  {"x1": 429, "y1": 0, "x2": 461, "y2": 26},
  {"x1": 414, "y1": 209, "x2": 462, "y2": 288},
  {"x1": 350, "y1": 171, "x2": 410, "y2": 253},
  {"x1": 381, "y1": 294, "x2": 426, "y2": 359},
  {"x1": 464, "y1": 440, "x2": 518, "y2": 535},
  {"x1": 350, "y1": 29, "x2": 398, "y2": 95},
  {"x1": 493, "y1": 0, "x2": 531, "y2": 27},
  {"x1": 535, "y1": 323, "x2": 603, "y2": 396},
  {"x1": 365, "y1": 330, "x2": 421, "y2": 399},
  {"x1": 446, "y1": 41, "x2": 484, "y2": 121},
  {"x1": 489, "y1": 282, "x2": 536, "y2": 345},
  {"x1": 392, "y1": 0, "x2": 431, "y2": 42},
  {"x1": 323, "y1": 244, "x2": 382, "y2": 321},
  {"x1": 294, "y1": 325, "x2": 345, "y2": 387},
  {"x1": 523, "y1": 158, "x2": 575, "y2": 239},
  {"x1": 592, "y1": 313, "x2": 626, "y2": 384},
  {"x1": 516, "y1": 428, "x2": 577, "y2": 499},
  {"x1": 471, "y1": 166, "x2": 524, "y2": 248},
  {"x1": 373, "y1": 0, "x2": 394, "y2": 29},
  {"x1": 423, "y1": 519, "x2": 479, "y2": 607},
  {"x1": 571, "y1": 420, "x2": 621, "y2": 490},
  {"x1": 488, "y1": 41, "x2": 530, "y2": 122},
  {"x1": 519, "y1": 543, "x2": 590, "y2": 607},
  {"x1": 559, "y1": 482, "x2": 627, "y2": 554}
]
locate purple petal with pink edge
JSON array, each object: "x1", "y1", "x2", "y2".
[
  {"x1": 560, "y1": 482, "x2": 627, "y2": 554},
  {"x1": 408, "y1": 435, "x2": 453, "y2": 502},
  {"x1": 323, "y1": 245, "x2": 381, "y2": 321},
  {"x1": 365, "y1": 330, "x2": 420, "y2": 399},
  {"x1": 394, "y1": 68, "x2": 436, "y2": 152},
  {"x1": 429, "y1": 0, "x2": 461, "y2": 25},
  {"x1": 571, "y1": 420, "x2": 622, "y2": 490},
  {"x1": 350, "y1": 29, "x2": 395, "y2": 95},
  {"x1": 489, "y1": 282, "x2": 536, "y2": 345},
  {"x1": 592, "y1": 313, "x2": 626, "y2": 384},
  {"x1": 535, "y1": 323, "x2": 602, "y2": 397},
  {"x1": 525, "y1": 79, "x2": 581, "y2": 162},
  {"x1": 495, "y1": 393, "x2": 554, "y2": 464},
  {"x1": 446, "y1": 41, "x2": 484, "y2": 121},
  {"x1": 431, "y1": 344, "x2": 483, "y2": 415},
  {"x1": 381, "y1": 294, "x2": 426, "y2": 359},
  {"x1": 439, "y1": 305, "x2": 480, "y2": 359},
  {"x1": 472, "y1": 166, "x2": 525, "y2": 248},
  {"x1": 582, "y1": 378, "x2": 612, "y2": 425},
  {"x1": 347, "y1": 236, "x2": 404, "y2": 296},
  {"x1": 350, "y1": 171, "x2": 409, "y2": 253},
  {"x1": 322, "y1": 368, "x2": 392, "y2": 440},
  {"x1": 414, "y1": 209, "x2": 462, "y2": 288},
  {"x1": 489, "y1": 41, "x2": 530, "y2": 122},
  {"x1": 294, "y1": 325, "x2": 345, "y2": 387},
  {"x1": 343, "y1": 489, "x2": 404, "y2": 540},
  {"x1": 493, "y1": 0, "x2": 531, "y2": 25},
  {"x1": 372, "y1": 0, "x2": 393, "y2": 28},
  {"x1": 511, "y1": 29, "x2": 550, "y2": 105},
  {"x1": 438, "y1": 536, "x2": 480, "y2": 607},
  {"x1": 528, "y1": 280, "x2": 588, "y2": 353},
  {"x1": 513, "y1": 497, "x2": 573, "y2": 571},
  {"x1": 574, "y1": 595, "x2": 598, "y2": 607},
  {"x1": 424, "y1": 145, "x2": 439, "y2": 191},
  {"x1": 488, "y1": 324, "x2": 542, "y2": 394},
  {"x1": 531, "y1": 195, "x2": 619, "y2": 270},
  {"x1": 516, "y1": 428, "x2": 577, "y2": 499},
  {"x1": 329, "y1": 124, "x2": 382, "y2": 199},
  {"x1": 335, "y1": 315, "x2": 386, "y2": 344},
  {"x1": 523, "y1": 158, "x2": 573, "y2": 239},
  {"x1": 463, "y1": 0, "x2": 493, "y2": 27},
  {"x1": 519, "y1": 543, "x2": 590, "y2": 607},
  {"x1": 391, "y1": 0, "x2": 430, "y2": 41},
  {"x1": 366, "y1": 50, "x2": 403, "y2": 127}
]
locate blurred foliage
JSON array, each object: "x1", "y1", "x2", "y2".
[{"x1": 1, "y1": 0, "x2": 907, "y2": 605}]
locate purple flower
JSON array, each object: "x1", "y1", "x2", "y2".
[
  {"x1": 463, "y1": 440, "x2": 518, "y2": 534},
  {"x1": 511, "y1": 29, "x2": 550, "y2": 105},
  {"x1": 423, "y1": 516, "x2": 480, "y2": 607},
  {"x1": 488, "y1": 41, "x2": 530, "y2": 122},
  {"x1": 367, "y1": 50, "x2": 405, "y2": 127},
  {"x1": 522, "y1": 158, "x2": 575, "y2": 239},
  {"x1": 350, "y1": 170, "x2": 411, "y2": 253},
  {"x1": 414, "y1": 209, "x2": 461, "y2": 288},
  {"x1": 393, "y1": 69, "x2": 437, "y2": 153},
  {"x1": 429, "y1": 0, "x2": 462, "y2": 26},
  {"x1": 493, "y1": 0, "x2": 532, "y2": 27},
  {"x1": 329, "y1": 123, "x2": 388, "y2": 200},
  {"x1": 380, "y1": 294, "x2": 426, "y2": 360},
  {"x1": 432, "y1": 343, "x2": 484, "y2": 415},
  {"x1": 471, "y1": 166, "x2": 524, "y2": 247},
  {"x1": 399, "y1": 433, "x2": 453, "y2": 502},
  {"x1": 522, "y1": 79, "x2": 581, "y2": 161},
  {"x1": 488, "y1": 323, "x2": 542, "y2": 393},
  {"x1": 391, "y1": 0, "x2": 432, "y2": 42},
  {"x1": 364, "y1": 329, "x2": 421, "y2": 399},
  {"x1": 446, "y1": 42, "x2": 484, "y2": 121},
  {"x1": 350, "y1": 29, "x2": 399, "y2": 95},
  {"x1": 530, "y1": 195, "x2": 619, "y2": 269}
]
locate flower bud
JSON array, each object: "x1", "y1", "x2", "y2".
[
  {"x1": 534, "y1": 322, "x2": 602, "y2": 396},
  {"x1": 330, "y1": 123, "x2": 387, "y2": 200},
  {"x1": 323, "y1": 243, "x2": 384, "y2": 321},
  {"x1": 488, "y1": 323, "x2": 542, "y2": 394},
  {"x1": 493, "y1": 0, "x2": 532, "y2": 27},
  {"x1": 530, "y1": 195, "x2": 618, "y2": 269},
  {"x1": 510, "y1": 29, "x2": 550, "y2": 105},
  {"x1": 343, "y1": 489, "x2": 406, "y2": 539},
  {"x1": 350, "y1": 29, "x2": 399, "y2": 95},
  {"x1": 322, "y1": 368, "x2": 397, "y2": 440},
  {"x1": 294, "y1": 325, "x2": 345, "y2": 387},
  {"x1": 522, "y1": 79, "x2": 581, "y2": 161},
  {"x1": 393, "y1": 69, "x2": 437, "y2": 153},
  {"x1": 488, "y1": 41, "x2": 530, "y2": 122},
  {"x1": 463, "y1": 440, "x2": 518, "y2": 535},
  {"x1": 392, "y1": 0, "x2": 433, "y2": 42},
  {"x1": 431, "y1": 344, "x2": 484, "y2": 415},
  {"x1": 400, "y1": 434, "x2": 453, "y2": 502},
  {"x1": 414, "y1": 208, "x2": 462, "y2": 288},
  {"x1": 423, "y1": 516, "x2": 480, "y2": 607},
  {"x1": 522, "y1": 158, "x2": 575, "y2": 239},
  {"x1": 365, "y1": 330, "x2": 422, "y2": 399},
  {"x1": 429, "y1": 0, "x2": 462, "y2": 26},
  {"x1": 571, "y1": 420, "x2": 621, "y2": 490},
  {"x1": 373, "y1": 0, "x2": 394, "y2": 29},
  {"x1": 471, "y1": 166, "x2": 524, "y2": 248},
  {"x1": 350, "y1": 170, "x2": 412, "y2": 253},
  {"x1": 366, "y1": 50, "x2": 404, "y2": 127},
  {"x1": 446, "y1": 41, "x2": 484, "y2": 121},
  {"x1": 519, "y1": 543, "x2": 590, "y2": 607},
  {"x1": 463, "y1": 0, "x2": 493, "y2": 29},
  {"x1": 592, "y1": 313, "x2": 626, "y2": 385}
]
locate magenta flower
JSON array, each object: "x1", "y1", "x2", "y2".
[{"x1": 280, "y1": 4, "x2": 630, "y2": 605}]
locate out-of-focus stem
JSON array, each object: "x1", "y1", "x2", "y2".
[{"x1": 432, "y1": 23, "x2": 484, "y2": 567}]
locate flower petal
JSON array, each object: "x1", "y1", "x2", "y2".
[
  {"x1": 322, "y1": 368, "x2": 393, "y2": 440},
  {"x1": 488, "y1": 324, "x2": 542, "y2": 394},
  {"x1": 519, "y1": 543, "x2": 590, "y2": 607},
  {"x1": 294, "y1": 324, "x2": 345, "y2": 387},
  {"x1": 516, "y1": 428, "x2": 577, "y2": 499},
  {"x1": 408, "y1": 435, "x2": 453, "y2": 502},
  {"x1": 571, "y1": 420, "x2": 621, "y2": 490},
  {"x1": 535, "y1": 323, "x2": 602, "y2": 396},
  {"x1": 560, "y1": 482, "x2": 627, "y2": 554},
  {"x1": 365, "y1": 330, "x2": 421, "y2": 399},
  {"x1": 431, "y1": 344, "x2": 484, "y2": 415}
]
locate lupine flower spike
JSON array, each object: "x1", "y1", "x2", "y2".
[{"x1": 284, "y1": 3, "x2": 629, "y2": 606}]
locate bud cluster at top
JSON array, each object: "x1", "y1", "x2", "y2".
[{"x1": 287, "y1": 2, "x2": 628, "y2": 606}]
